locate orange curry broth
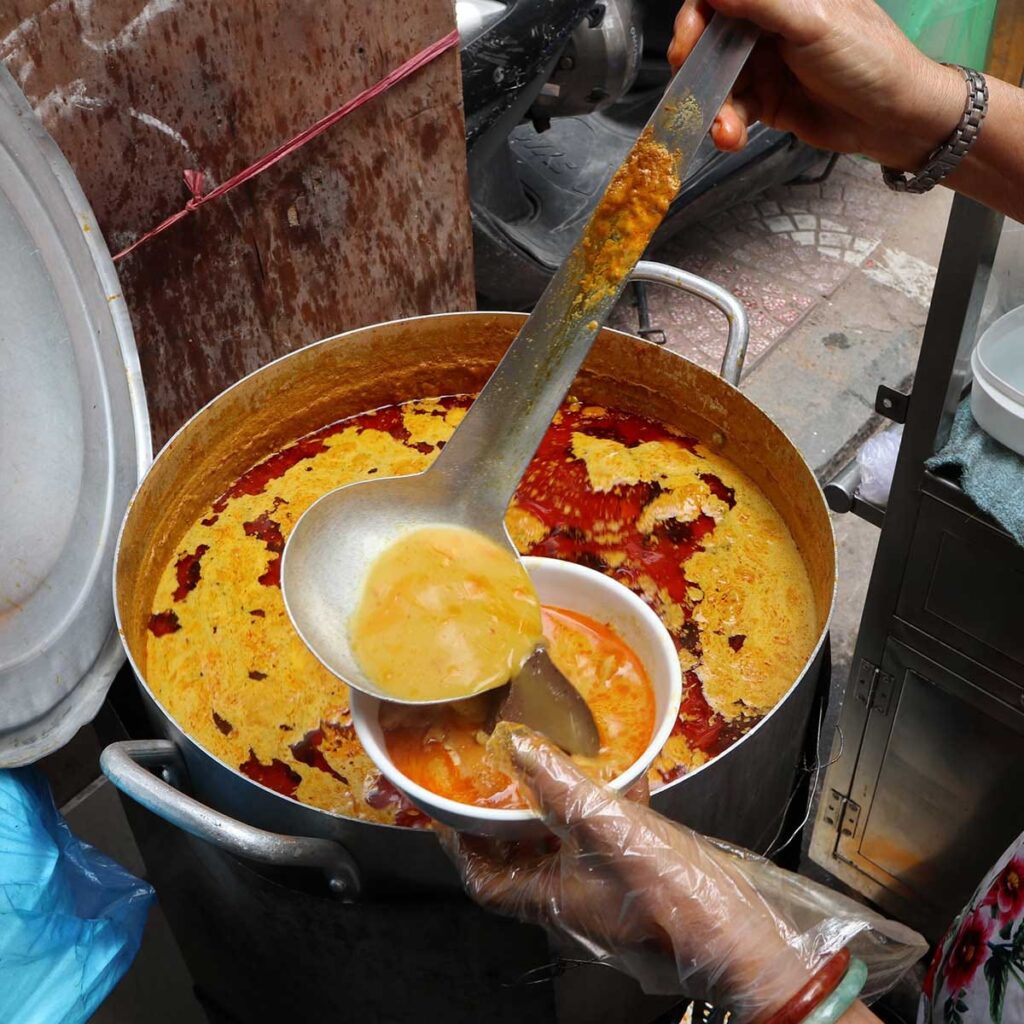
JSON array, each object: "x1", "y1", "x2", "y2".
[
  {"x1": 380, "y1": 605, "x2": 656, "y2": 809},
  {"x1": 144, "y1": 394, "x2": 818, "y2": 826}
]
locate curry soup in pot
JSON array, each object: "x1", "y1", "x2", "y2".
[{"x1": 143, "y1": 397, "x2": 817, "y2": 827}]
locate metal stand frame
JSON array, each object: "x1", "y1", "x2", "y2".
[{"x1": 810, "y1": 196, "x2": 1024, "y2": 939}]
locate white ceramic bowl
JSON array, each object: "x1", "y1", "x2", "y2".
[
  {"x1": 971, "y1": 304, "x2": 1024, "y2": 457},
  {"x1": 350, "y1": 555, "x2": 682, "y2": 838}
]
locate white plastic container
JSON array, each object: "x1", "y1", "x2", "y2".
[
  {"x1": 971, "y1": 305, "x2": 1024, "y2": 457},
  {"x1": 350, "y1": 555, "x2": 683, "y2": 838}
]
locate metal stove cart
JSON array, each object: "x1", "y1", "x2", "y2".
[{"x1": 812, "y1": 194, "x2": 1024, "y2": 941}]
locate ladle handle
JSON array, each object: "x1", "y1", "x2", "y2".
[{"x1": 429, "y1": 14, "x2": 759, "y2": 526}]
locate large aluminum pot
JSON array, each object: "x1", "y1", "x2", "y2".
[{"x1": 103, "y1": 274, "x2": 835, "y2": 900}]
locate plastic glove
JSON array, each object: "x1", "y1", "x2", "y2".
[{"x1": 438, "y1": 724, "x2": 926, "y2": 1021}]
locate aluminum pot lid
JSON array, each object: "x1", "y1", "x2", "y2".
[{"x1": 0, "y1": 67, "x2": 150, "y2": 766}]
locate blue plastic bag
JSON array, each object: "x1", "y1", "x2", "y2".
[{"x1": 0, "y1": 768, "x2": 154, "y2": 1024}]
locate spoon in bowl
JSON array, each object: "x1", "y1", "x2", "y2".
[{"x1": 281, "y1": 14, "x2": 758, "y2": 755}]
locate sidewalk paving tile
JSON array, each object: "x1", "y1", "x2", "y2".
[{"x1": 610, "y1": 155, "x2": 941, "y2": 377}]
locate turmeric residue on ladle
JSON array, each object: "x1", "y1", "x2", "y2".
[{"x1": 571, "y1": 127, "x2": 681, "y2": 316}]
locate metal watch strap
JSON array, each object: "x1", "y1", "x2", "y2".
[{"x1": 882, "y1": 64, "x2": 988, "y2": 194}]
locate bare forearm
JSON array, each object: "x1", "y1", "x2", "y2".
[
  {"x1": 946, "y1": 74, "x2": 1024, "y2": 221},
  {"x1": 861, "y1": 60, "x2": 1024, "y2": 222},
  {"x1": 670, "y1": 2, "x2": 1024, "y2": 222}
]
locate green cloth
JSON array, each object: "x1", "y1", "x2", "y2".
[
  {"x1": 927, "y1": 399, "x2": 1024, "y2": 546},
  {"x1": 876, "y1": 0, "x2": 996, "y2": 69}
]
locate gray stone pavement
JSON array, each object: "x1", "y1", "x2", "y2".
[{"x1": 611, "y1": 156, "x2": 951, "y2": 400}]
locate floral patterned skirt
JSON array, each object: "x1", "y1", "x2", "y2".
[{"x1": 920, "y1": 833, "x2": 1024, "y2": 1024}]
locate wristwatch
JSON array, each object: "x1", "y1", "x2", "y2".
[{"x1": 882, "y1": 64, "x2": 989, "y2": 194}]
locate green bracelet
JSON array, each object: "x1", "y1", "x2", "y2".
[{"x1": 801, "y1": 957, "x2": 868, "y2": 1024}]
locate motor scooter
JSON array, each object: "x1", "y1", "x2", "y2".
[{"x1": 458, "y1": 0, "x2": 832, "y2": 311}]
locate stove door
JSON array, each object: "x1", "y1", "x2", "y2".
[{"x1": 810, "y1": 636, "x2": 1024, "y2": 939}]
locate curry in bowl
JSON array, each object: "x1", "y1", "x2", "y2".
[{"x1": 378, "y1": 602, "x2": 656, "y2": 810}]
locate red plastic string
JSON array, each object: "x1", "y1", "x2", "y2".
[{"x1": 113, "y1": 29, "x2": 460, "y2": 262}]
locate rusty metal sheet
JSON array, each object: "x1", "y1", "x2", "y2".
[
  {"x1": 2, "y1": 0, "x2": 474, "y2": 445},
  {"x1": 988, "y1": 0, "x2": 1024, "y2": 83}
]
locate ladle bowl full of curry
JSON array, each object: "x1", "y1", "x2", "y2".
[{"x1": 349, "y1": 554, "x2": 682, "y2": 837}]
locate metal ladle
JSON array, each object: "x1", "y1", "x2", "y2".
[{"x1": 281, "y1": 15, "x2": 758, "y2": 753}]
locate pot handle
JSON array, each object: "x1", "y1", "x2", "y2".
[
  {"x1": 629, "y1": 260, "x2": 750, "y2": 387},
  {"x1": 100, "y1": 739, "x2": 361, "y2": 900}
]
